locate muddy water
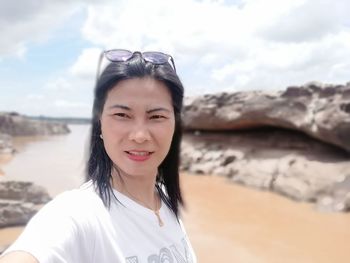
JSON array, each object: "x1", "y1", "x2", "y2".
[
  {"x1": 181, "y1": 174, "x2": 350, "y2": 263},
  {"x1": 0, "y1": 125, "x2": 89, "y2": 196},
  {"x1": 1, "y1": 125, "x2": 350, "y2": 262}
]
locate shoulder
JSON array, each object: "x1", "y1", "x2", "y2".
[
  {"x1": 56, "y1": 180, "x2": 99, "y2": 200},
  {"x1": 48, "y1": 181, "x2": 101, "y2": 207},
  {"x1": 31, "y1": 181, "x2": 106, "y2": 225}
]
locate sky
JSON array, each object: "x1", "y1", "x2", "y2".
[{"x1": 0, "y1": 0, "x2": 349, "y2": 118}]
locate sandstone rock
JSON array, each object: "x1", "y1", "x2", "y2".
[
  {"x1": 181, "y1": 127, "x2": 350, "y2": 212},
  {"x1": 183, "y1": 82, "x2": 350, "y2": 152},
  {"x1": 0, "y1": 134, "x2": 14, "y2": 155},
  {"x1": 0, "y1": 181, "x2": 51, "y2": 227},
  {"x1": 0, "y1": 200, "x2": 38, "y2": 227},
  {"x1": 181, "y1": 81, "x2": 350, "y2": 212},
  {"x1": 0, "y1": 181, "x2": 51, "y2": 204},
  {"x1": 315, "y1": 176, "x2": 350, "y2": 212},
  {"x1": 0, "y1": 112, "x2": 70, "y2": 136}
]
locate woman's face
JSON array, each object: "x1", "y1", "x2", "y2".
[{"x1": 100, "y1": 77, "x2": 175, "y2": 179}]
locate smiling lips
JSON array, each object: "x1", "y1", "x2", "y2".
[{"x1": 125, "y1": 150, "x2": 154, "y2": 162}]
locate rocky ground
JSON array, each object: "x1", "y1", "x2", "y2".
[
  {"x1": 181, "y1": 81, "x2": 350, "y2": 212},
  {"x1": 0, "y1": 181, "x2": 51, "y2": 228},
  {"x1": 0, "y1": 181, "x2": 51, "y2": 253}
]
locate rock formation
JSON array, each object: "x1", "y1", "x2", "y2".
[
  {"x1": 0, "y1": 112, "x2": 70, "y2": 161},
  {"x1": 0, "y1": 112, "x2": 70, "y2": 136},
  {"x1": 0, "y1": 134, "x2": 14, "y2": 155},
  {"x1": 0, "y1": 181, "x2": 51, "y2": 228},
  {"x1": 183, "y1": 81, "x2": 350, "y2": 152},
  {"x1": 181, "y1": 81, "x2": 350, "y2": 212}
]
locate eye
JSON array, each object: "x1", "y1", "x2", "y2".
[
  {"x1": 113, "y1": 112, "x2": 130, "y2": 118},
  {"x1": 150, "y1": 114, "x2": 166, "y2": 120}
]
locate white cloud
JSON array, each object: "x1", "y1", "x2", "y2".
[
  {"x1": 44, "y1": 77, "x2": 73, "y2": 91},
  {"x1": 69, "y1": 48, "x2": 101, "y2": 78},
  {"x1": 54, "y1": 100, "x2": 89, "y2": 109},
  {"x1": 76, "y1": 0, "x2": 350, "y2": 95},
  {"x1": 26, "y1": 94, "x2": 45, "y2": 100},
  {"x1": 0, "y1": 1, "x2": 86, "y2": 57},
  {"x1": 256, "y1": 0, "x2": 344, "y2": 43},
  {"x1": 81, "y1": 0, "x2": 244, "y2": 54}
]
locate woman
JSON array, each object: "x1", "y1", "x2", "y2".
[{"x1": 0, "y1": 49, "x2": 196, "y2": 262}]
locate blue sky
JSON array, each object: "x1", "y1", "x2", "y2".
[{"x1": 1, "y1": 0, "x2": 350, "y2": 117}]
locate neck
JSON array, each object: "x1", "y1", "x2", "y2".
[{"x1": 111, "y1": 169, "x2": 159, "y2": 210}]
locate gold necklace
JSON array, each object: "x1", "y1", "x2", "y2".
[
  {"x1": 153, "y1": 197, "x2": 164, "y2": 227},
  {"x1": 122, "y1": 187, "x2": 164, "y2": 227}
]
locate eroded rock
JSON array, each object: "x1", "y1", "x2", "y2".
[
  {"x1": 0, "y1": 181, "x2": 51, "y2": 227},
  {"x1": 0, "y1": 181, "x2": 51, "y2": 204},
  {"x1": 0, "y1": 134, "x2": 14, "y2": 155},
  {"x1": 181, "y1": 82, "x2": 350, "y2": 212},
  {"x1": 181, "y1": 128, "x2": 350, "y2": 212},
  {"x1": 0, "y1": 200, "x2": 37, "y2": 228},
  {"x1": 0, "y1": 112, "x2": 70, "y2": 136},
  {"x1": 183, "y1": 82, "x2": 350, "y2": 152}
]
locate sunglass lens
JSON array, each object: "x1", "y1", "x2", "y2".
[
  {"x1": 105, "y1": 49, "x2": 133, "y2": 62},
  {"x1": 142, "y1": 52, "x2": 169, "y2": 64}
]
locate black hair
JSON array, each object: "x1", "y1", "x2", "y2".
[{"x1": 87, "y1": 52, "x2": 184, "y2": 218}]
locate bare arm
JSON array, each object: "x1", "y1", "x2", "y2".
[{"x1": 0, "y1": 251, "x2": 38, "y2": 263}]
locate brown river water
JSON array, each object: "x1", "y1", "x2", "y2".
[{"x1": 1, "y1": 125, "x2": 350, "y2": 262}]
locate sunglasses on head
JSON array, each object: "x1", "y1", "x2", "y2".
[{"x1": 96, "y1": 49, "x2": 176, "y2": 81}]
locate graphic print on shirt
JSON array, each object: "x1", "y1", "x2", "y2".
[{"x1": 125, "y1": 238, "x2": 194, "y2": 263}]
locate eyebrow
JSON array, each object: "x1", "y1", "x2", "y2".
[{"x1": 108, "y1": 104, "x2": 172, "y2": 113}]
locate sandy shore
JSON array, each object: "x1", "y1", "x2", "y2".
[{"x1": 1, "y1": 165, "x2": 350, "y2": 262}]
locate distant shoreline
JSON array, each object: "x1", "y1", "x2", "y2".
[
  {"x1": 0, "y1": 111, "x2": 91, "y2": 125},
  {"x1": 27, "y1": 115, "x2": 91, "y2": 125}
]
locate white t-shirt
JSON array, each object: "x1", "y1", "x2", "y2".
[{"x1": 3, "y1": 181, "x2": 197, "y2": 263}]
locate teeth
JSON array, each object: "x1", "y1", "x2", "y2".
[{"x1": 128, "y1": 151, "x2": 150, "y2": 156}]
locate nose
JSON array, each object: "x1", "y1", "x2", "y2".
[{"x1": 128, "y1": 122, "x2": 151, "y2": 143}]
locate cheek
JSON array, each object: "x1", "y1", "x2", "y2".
[
  {"x1": 102, "y1": 128, "x2": 128, "y2": 149},
  {"x1": 161, "y1": 122, "x2": 175, "y2": 147},
  {"x1": 101, "y1": 116, "x2": 124, "y2": 136}
]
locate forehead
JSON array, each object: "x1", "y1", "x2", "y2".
[{"x1": 105, "y1": 77, "x2": 173, "y2": 107}]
